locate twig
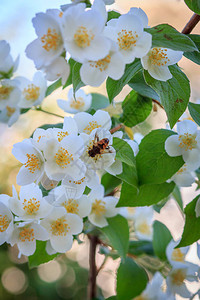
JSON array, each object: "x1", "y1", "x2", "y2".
[
  {"x1": 88, "y1": 235, "x2": 98, "y2": 300},
  {"x1": 110, "y1": 124, "x2": 123, "y2": 134},
  {"x1": 96, "y1": 256, "x2": 108, "y2": 275},
  {"x1": 182, "y1": 13, "x2": 200, "y2": 34},
  {"x1": 32, "y1": 107, "x2": 64, "y2": 118}
]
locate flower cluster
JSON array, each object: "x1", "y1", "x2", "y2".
[{"x1": 25, "y1": 0, "x2": 183, "y2": 86}]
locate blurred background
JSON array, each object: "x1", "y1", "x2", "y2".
[{"x1": 0, "y1": 0, "x2": 200, "y2": 299}]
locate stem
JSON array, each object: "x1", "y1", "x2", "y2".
[
  {"x1": 152, "y1": 99, "x2": 164, "y2": 109},
  {"x1": 110, "y1": 124, "x2": 123, "y2": 134},
  {"x1": 88, "y1": 235, "x2": 98, "y2": 300},
  {"x1": 32, "y1": 107, "x2": 64, "y2": 118},
  {"x1": 182, "y1": 13, "x2": 200, "y2": 34}
]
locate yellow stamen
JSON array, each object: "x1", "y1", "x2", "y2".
[
  {"x1": 19, "y1": 227, "x2": 35, "y2": 242},
  {"x1": 51, "y1": 217, "x2": 69, "y2": 236},
  {"x1": 0, "y1": 215, "x2": 10, "y2": 232},
  {"x1": 84, "y1": 121, "x2": 101, "y2": 134},
  {"x1": 70, "y1": 97, "x2": 85, "y2": 110},
  {"x1": 149, "y1": 47, "x2": 170, "y2": 66},
  {"x1": 23, "y1": 197, "x2": 40, "y2": 215},
  {"x1": 54, "y1": 147, "x2": 73, "y2": 168},
  {"x1": 6, "y1": 106, "x2": 16, "y2": 117},
  {"x1": 41, "y1": 28, "x2": 61, "y2": 51},
  {"x1": 63, "y1": 199, "x2": 79, "y2": 214},
  {"x1": 0, "y1": 86, "x2": 14, "y2": 100},
  {"x1": 178, "y1": 133, "x2": 197, "y2": 151},
  {"x1": 92, "y1": 199, "x2": 106, "y2": 216},
  {"x1": 89, "y1": 55, "x2": 111, "y2": 72},
  {"x1": 57, "y1": 131, "x2": 69, "y2": 142},
  {"x1": 136, "y1": 222, "x2": 151, "y2": 235},
  {"x1": 74, "y1": 26, "x2": 94, "y2": 48},
  {"x1": 23, "y1": 84, "x2": 40, "y2": 101},
  {"x1": 117, "y1": 29, "x2": 138, "y2": 50},
  {"x1": 24, "y1": 153, "x2": 41, "y2": 174},
  {"x1": 171, "y1": 249, "x2": 185, "y2": 262},
  {"x1": 171, "y1": 269, "x2": 186, "y2": 286}
]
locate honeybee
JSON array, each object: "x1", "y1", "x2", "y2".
[{"x1": 88, "y1": 133, "x2": 110, "y2": 158}]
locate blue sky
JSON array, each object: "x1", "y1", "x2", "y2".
[{"x1": 0, "y1": 0, "x2": 70, "y2": 78}]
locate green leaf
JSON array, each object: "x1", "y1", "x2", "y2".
[
  {"x1": 128, "y1": 240, "x2": 154, "y2": 256},
  {"x1": 106, "y1": 59, "x2": 142, "y2": 102},
  {"x1": 63, "y1": 58, "x2": 76, "y2": 88},
  {"x1": 72, "y1": 62, "x2": 84, "y2": 93},
  {"x1": 144, "y1": 65, "x2": 190, "y2": 128},
  {"x1": 188, "y1": 102, "x2": 200, "y2": 126},
  {"x1": 177, "y1": 195, "x2": 200, "y2": 247},
  {"x1": 136, "y1": 129, "x2": 184, "y2": 185},
  {"x1": 107, "y1": 10, "x2": 121, "y2": 21},
  {"x1": 113, "y1": 137, "x2": 135, "y2": 166},
  {"x1": 184, "y1": 0, "x2": 200, "y2": 14},
  {"x1": 117, "y1": 181, "x2": 175, "y2": 207},
  {"x1": 119, "y1": 90, "x2": 152, "y2": 127},
  {"x1": 117, "y1": 257, "x2": 148, "y2": 300},
  {"x1": 172, "y1": 185, "x2": 183, "y2": 211},
  {"x1": 129, "y1": 70, "x2": 160, "y2": 101},
  {"x1": 145, "y1": 24, "x2": 198, "y2": 52},
  {"x1": 116, "y1": 162, "x2": 138, "y2": 187},
  {"x1": 101, "y1": 172, "x2": 121, "y2": 195},
  {"x1": 101, "y1": 215, "x2": 129, "y2": 259},
  {"x1": 30, "y1": 123, "x2": 63, "y2": 137},
  {"x1": 90, "y1": 93, "x2": 110, "y2": 110},
  {"x1": 45, "y1": 78, "x2": 62, "y2": 97},
  {"x1": 184, "y1": 34, "x2": 200, "y2": 65},
  {"x1": 153, "y1": 221, "x2": 172, "y2": 260},
  {"x1": 28, "y1": 241, "x2": 59, "y2": 268}
]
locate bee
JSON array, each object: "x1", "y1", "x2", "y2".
[{"x1": 88, "y1": 133, "x2": 110, "y2": 158}]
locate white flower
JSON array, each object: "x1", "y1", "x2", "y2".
[
  {"x1": 48, "y1": 185, "x2": 92, "y2": 218},
  {"x1": 166, "y1": 240, "x2": 189, "y2": 267},
  {"x1": 41, "y1": 207, "x2": 83, "y2": 253},
  {"x1": 128, "y1": 7, "x2": 149, "y2": 28},
  {"x1": 74, "y1": 110, "x2": 111, "y2": 134},
  {"x1": 26, "y1": 9, "x2": 64, "y2": 69},
  {"x1": 0, "y1": 40, "x2": 19, "y2": 79},
  {"x1": 62, "y1": 4, "x2": 111, "y2": 63},
  {"x1": 92, "y1": 0, "x2": 107, "y2": 24},
  {"x1": 166, "y1": 264, "x2": 199, "y2": 298},
  {"x1": 12, "y1": 139, "x2": 45, "y2": 186},
  {"x1": 80, "y1": 42, "x2": 125, "y2": 87},
  {"x1": 134, "y1": 132, "x2": 144, "y2": 144},
  {"x1": 141, "y1": 47, "x2": 183, "y2": 81},
  {"x1": 17, "y1": 72, "x2": 47, "y2": 108},
  {"x1": 43, "y1": 57, "x2": 70, "y2": 85},
  {"x1": 124, "y1": 139, "x2": 139, "y2": 156},
  {"x1": 195, "y1": 197, "x2": 200, "y2": 218},
  {"x1": 0, "y1": 79, "x2": 21, "y2": 111},
  {"x1": 170, "y1": 163, "x2": 196, "y2": 187},
  {"x1": 133, "y1": 206, "x2": 154, "y2": 241},
  {"x1": 119, "y1": 207, "x2": 136, "y2": 220},
  {"x1": 33, "y1": 116, "x2": 78, "y2": 150},
  {"x1": 104, "y1": 13, "x2": 152, "y2": 64},
  {"x1": 80, "y1": 128, "x2": 116, "y2": 172},
  {"x1": 9, "y1": 222, "x2": 49, "y2": 256},
  {"x1": 88, "y1": 184, "x2": 118, "y2": 227},
  {"x1": 165, "y1": 120, "x2": 200, "y2": 170},
  {"x1": 0, "y1": 201, "x2": 13, "y2": 245},
  {"x1": 57, "y1": 88, "x2": 92, "y2": 114},
  {"x1": 43, "y1": 134, "x2": 86, "y2": 181},
  {"x1": 134, "y1": 272, "x2": 164, "y2": 300},
  {"x1": 9, "y1": 184, "x2": 53, "y2": 221}
]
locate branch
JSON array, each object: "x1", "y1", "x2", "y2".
[
  {"x1": 32, "y1": 107, "x2": 64, "y2": 118},
  {"x1": 88, "y1": 235, "x2": 98, "y2": 300},
  {"x1": 182, "y1": 13, "x2": 200, "y2": 34},
  {"x1": 110, "y1": 124, "x2": 123, "y2": 134}
]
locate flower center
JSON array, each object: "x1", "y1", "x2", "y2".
[
  {"x1": 68, "y1": 177, "x2": 86, "y2": 185},
  {"x1": 23, "y1": 84, "x2": 40, "y2": 101},
  {"x1": 24, "y1": 153, "x2": 41, "y2": 174},
  {"x1": 6, "y1": 106, "x2": 16, "y2": 117},
  {"x1": 41, "y1": 28, "x2": 61, "y2": 51},
  {"x1": 136, "y1": 222, "x2": 151, "y2": 235},
  {"x1": 149, "y1": 48, "x2": 170, "y2": 66},
  {"x1": 70, "y1": 97, "x2": 85, "y2": 110},
  {"x1": 171, "y1": 249, "x2": 185, "y2": 262},
  {"x1": 74, "y1": 26, "x2": 94, "y2": 48},
  {"x1": 0, "y1": 86, "x2": 14, "y2": 100},
  {"x1": 89, "y1": 55, "x2": 111, "y2": 72},
  {"x1": 177, "y1": 164, "x2": 187, "y2": 174},
  {"x1": 178, "y1": 133, "x2": 197, "y2": 151},
  {"x1": 171, "y1": 269, "x2": 186, "y2": 286},
  {"x1": 84, "y1": 121, "x2": 101, "y2": 134},
  {"x1": 117, "y1": 29, "x2": 138, "y2": 50},
  {"x1": 92, "y1": 199, "x2": 106, "y2": 216},
  {"x1": 51, "y1": 217, "x2": 70, "y2": 236},
  {"x1": 63, "y1": 199, "x2": 79, "y2": 214},
  {"x1": 19, "y1": 227, "x2": 35, "y2": 242},
  {"x1": 0, "y1": 214, "x2": 10, "y2": 232},
  {"x1": 54, "y1": 147, "x2": 73, "y2": 168},
  {"x1": 57, "y1": 131, "x2": 69, "y2": 142},
  {"x1": 23, "y1": 197, "x2": 40, "y2": 215}
]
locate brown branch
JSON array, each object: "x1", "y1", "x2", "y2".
[
  {"x1": 182, "y1": 13, "x2": 200, "y2": 34},
  {"x1": 88, "y1": 235, "x2": 98, "y2": 300},
  {"x1": 152, "y1": 99, "x2": 164, "y2": 109},
  {"x1": 110, "y1": 124, "x2": 123, "y2": 134}
]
